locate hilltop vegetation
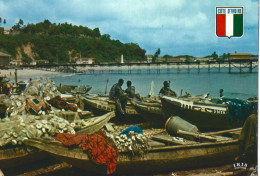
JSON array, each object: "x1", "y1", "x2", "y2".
[{"x1": 0, "y1": 19, "x2": 146, "y2": 64}]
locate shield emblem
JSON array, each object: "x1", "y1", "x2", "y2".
[{"x1": 216, "y1": 7, "x2": 243, "y2": 38}]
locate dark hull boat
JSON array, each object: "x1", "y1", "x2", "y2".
[
  {"x1": 130, "y1": 100, "x2": 165, "y2": 126},
  {"x1": 161, "y1": 96, "x2": 246, "y2": 129},
  {"x1": 78, "y1": 95, "x2": 141, "y2": 120},
  {"x1": 0, "y1": 145, "x2": 48, "y2": 170},
  {"x1": 25, "y1": 130, "x2": 239, "y2": 175}
]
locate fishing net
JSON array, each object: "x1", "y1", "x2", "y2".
[
  {"x1": 55, "y1": 130, "x2": 118, "y2": 175},
  {"x1": 48, "y1": 96, "x2": 78, "y2": 112},
  {"x1": 210, "y1": 98, "x2": 258, "y2": 123}
]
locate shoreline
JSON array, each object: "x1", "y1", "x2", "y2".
[{"x1": 0, "y1": 68, "x2": 64, "y2": 83}]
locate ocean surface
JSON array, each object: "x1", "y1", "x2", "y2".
[{"x1": 51, "y1": 67, "x2": 258, "y2": 100}]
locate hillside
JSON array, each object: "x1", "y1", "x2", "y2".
[{"x1": 0, "y1": 20, "x2": 146, "y2": 64}]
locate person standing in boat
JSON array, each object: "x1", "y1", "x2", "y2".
[
  {"x1": 109, "y1": 79, "x2": 127, "y2": 119},
  {"x1": 219, "y1": 89, "x2": 224, "y2": 98},
  {"x1": 159, "y1": 81, "x2": 177, "y2": 97}
]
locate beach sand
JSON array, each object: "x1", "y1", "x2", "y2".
[{"x1": 0, "y1": 68, "x2": 63, "y2": 83}]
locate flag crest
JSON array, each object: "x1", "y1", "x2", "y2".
[{"x1": 216, "y1": 7, "x2": 243, "y2": 38}]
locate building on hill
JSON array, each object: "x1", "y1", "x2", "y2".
[
  {"x1": 230, "y1": 53, "x2": 252, "y2": 60},
  {"x1": 146, "y1": 55, "x2": 153, "y2": 63},
  {"x1": 195, "y1": 57, "x2": 214, "y2": 62},
  {"x1": 155, "y1": 57, "x2": 166, "y2": 62},
  {"x1": 166, "y1": 58, "x2": 183, "y2": 62},
  {"x1": 30, "y1": 61, "x2": 37, "y2": 65},
  {"x1": 4, "y1": 28, "x2": 11, "y2": 35},
  {"x1": 10, "y1": 59, "x2": 23, "y2": 66},
  {"x1": 250, "y1": 55, "x2": 258, "y2": 61},
  {"x1": 76, "y1": 58, "x2": 96, "y2": 64},
  {"x1": 0, "y1": 52, "x2": 11, "y2": 66},
  {"x1": 37, "y1": 60, "x2": 49, "y2": 64}
]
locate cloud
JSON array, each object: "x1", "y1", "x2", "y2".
[{"x1": 0, "y1": 0, "x2": 258, "y2": 56}]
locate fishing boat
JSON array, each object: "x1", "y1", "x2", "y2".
[
  {"x1": 77, "y1": 111, "x2": 115, "y2": 133},
  {"x1": 24, "y1": 128, "x2": 240, "y2": 175},
  {"x1": 78, "y1": 95, "x2": 140, "y2": 120},
  {"x1": 57, "y1": 85, "x2": 92, "y2": 94},
  {"x1": 0, "y1": 145, "x2": 48, "y2": 170},
  {"x1": 130, "y1": 100, "x2": 164, "y2": 126},
  {"x1": 0, "y1": 111, "x2": 114, "y2": 171},
  {"x1": 161, "y1": 96, "x2": 253, "y2": 129}
]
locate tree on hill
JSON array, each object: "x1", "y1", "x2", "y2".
[
  {"x1": 211, "y1": 51, "x2": 218, "y2": 60},
  {"x1": 12, "y1": 19, "x2": 24, "y2": 32},
  {"x1": 152, "y1": 48, "x2": 160, "y2": 62},
  {"x1": 0, "y1": 20, "x2": 146, "y2": 64}
]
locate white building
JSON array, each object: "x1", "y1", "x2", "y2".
[
  {"x1": 146, "y1": 55, "x2": 153, "y2": 63},
  {"x1": 76, "y1": 58, "x2": 96, "y2": 64}
]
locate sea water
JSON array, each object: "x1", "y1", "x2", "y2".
[{"x1": 51, "y1": 68, "x2": 258, "y2": 100}]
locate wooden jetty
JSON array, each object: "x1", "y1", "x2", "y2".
[{"x1": 19, "y1": 60, "x2": 258, "y2": 74}]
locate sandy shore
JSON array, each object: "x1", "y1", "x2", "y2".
[{"x1": 0, "y1": 68, "x2": 63, "y2": 83}]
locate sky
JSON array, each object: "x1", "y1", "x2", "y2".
[{"x1": 0, "y1": 0, "x2": 259, "y2": 57}]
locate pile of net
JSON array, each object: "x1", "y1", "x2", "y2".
[
  {"x1": 24, "y1": 79, "x2": 60, "y2": 99},
  {"x1": 0, "y1": 113, "x2": 96, "y2": 147},
  {"x1": 210, "y1": 97, "x2": 258, "y2": 123},
  {"x1": 55, "y1": 130, "x2": 118, "y2": 175},
  {"x1": 0, "y1": 78, "x2": 96, "y2": 147},
  {"x1": 106, "y1": 126, "x2": 149, "y2": 157},
  {"x1": 71, "y1": 85, "x2": 92, "y2": 94}
]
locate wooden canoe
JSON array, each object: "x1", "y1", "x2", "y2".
[
  {"x1": 161, "y1": 96, "x2": 244, "y2": 129},
  {"x1": 77, "y1": 111, "x2": 115, "y2": 133},
  {"x1": 0, "y1": 112, "x2": 114, "y2": 170},
  {"x1": 57, "y1": 85, "x2": 92, "y2": 94},
  {"x1": 78, "y1": 95, "x2": 140, "y2": 119},
  {"x1": 130, "y1": 100, "x2": 165, "y2": 126},
  {"x1": 0, "y1": 145, "x2": 49, "y2": 170},
  {"x1": 24, "y1": 130, "x2": 239, "y2": 175}
]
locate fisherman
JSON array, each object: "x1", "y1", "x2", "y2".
[
  {"x1": 125, "y1": 81, "x2": 135, "y2": 98},
  {"x1": 159, "y1": 81, "x2": 177, "y2": 97},
  {"x1": 220, "y1": 89, "x2": 224, "y2": 98},
  {"x1": 109, "y1": 79, "x2": 127, "y2": 119},
  {"x1": 235, "y1": 111, "x2": 257, "y2": 167},
  {"x1": 125, "y1": 81, "x2": 141, "y2": 101},
  {"x1": 0, "y1": 77, "x2": 12, "y2": 96}
]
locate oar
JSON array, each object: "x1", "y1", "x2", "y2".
[
  {"x1": 177, "y1": 130, "x2": 217, "y2": 142},
  {"x1": 202, "y1": 128, "x2": 242, "y2": 136}
]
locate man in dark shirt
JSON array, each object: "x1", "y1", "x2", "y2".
[
  {"x1": 109, "y1": 79, "x2": 127, "y2": 119},
  {"x1": 109, "y1": 79, "x2": 125, "y2": 100},
  {"x1": 159, "y1": 81, "x2": 177, "y2": 97}
]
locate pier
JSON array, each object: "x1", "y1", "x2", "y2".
[{"x1": 20, "y1": 60, "x2": 258, "y2": 74}]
